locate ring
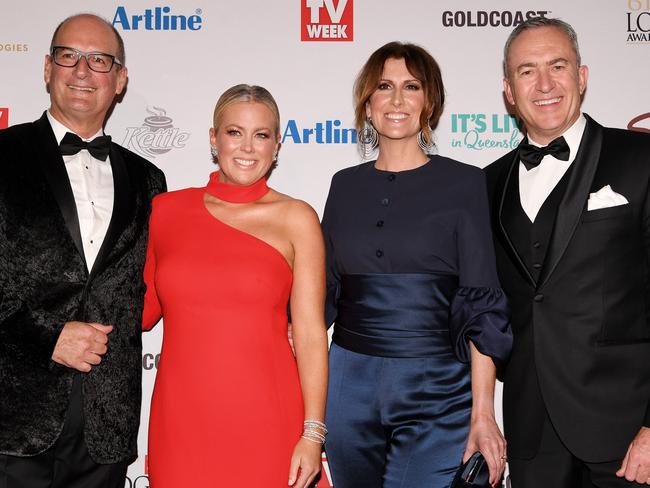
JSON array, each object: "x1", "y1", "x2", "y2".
[{"x1": 500, "y1": 455, "x2": 507, "y2": 460}]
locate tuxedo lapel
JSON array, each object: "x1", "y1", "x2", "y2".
[
  {"x1": 497, "y1": 150, "x2": 536, "y2": 287},
  {"x1": 33, "y1": 113, "x2": 86, "y2": 263},
  {"x1": 90, "y1": 144, "x2": 134, "y2": 277},
  {"x1": 537, "y1": 115, "x2": 602, "y2": 288}
]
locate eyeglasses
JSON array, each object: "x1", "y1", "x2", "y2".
[{"x1": 50, "y1": 46, "x2": 122, "y2": 73}]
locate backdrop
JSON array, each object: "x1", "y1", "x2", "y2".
[{"x1": 1, "y1": 1, "x2": 649, "y2": 486}]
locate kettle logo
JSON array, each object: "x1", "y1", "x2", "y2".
[
  {"x1": 301, "y1": 0, "x2": 353, "y2": 41},
  {"x1": 122, "y1": 107, "x2": 190, "y2": 158},
  {"x1": 628, "y1": 112, "x2": 650, "y2": 133},
  {"x1": 0, "y1": 108, "x2": 8, "y2": 129}
]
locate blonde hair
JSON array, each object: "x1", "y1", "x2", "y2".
[{"x1": 212, "y1": 84, "x2": 281, "y2": 137}]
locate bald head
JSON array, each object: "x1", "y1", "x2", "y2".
[{"x1": 50, "y1": 14, "x2": 125, "y2": 65}]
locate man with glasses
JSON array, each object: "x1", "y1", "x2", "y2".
[{"x1": 0, "y1": 13, "x2": 165, "y2": 488}]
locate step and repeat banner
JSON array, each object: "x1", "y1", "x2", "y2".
[{"x1": 1, "y1": 0, "x2": 649, "y2": 486}]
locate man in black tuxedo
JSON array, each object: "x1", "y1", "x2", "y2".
[
  {"x1": 485, "y1": 17, "x2": 650, "y2": 487},
  {"x1": 0, "y1": 14, "x2": 165, "y2": 488}
]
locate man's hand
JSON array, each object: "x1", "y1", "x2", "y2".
[
  {"x1": 51, "y1": 321, "x2": 113, "y2": 372},
  {"x1": 616, "y1": 426, "x2": 650, "y2": 484}
]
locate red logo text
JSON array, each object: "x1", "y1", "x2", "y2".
[
  {"x1": 0, "y1": 108, "x2": 8, "y2": 129},
  {"x1": 301, "y1": 0, "x2": 353, "y2": 41}
]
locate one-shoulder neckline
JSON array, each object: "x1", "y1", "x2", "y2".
[{"x1": 199, "y1": 189, "x2": 293, "y2": 275}]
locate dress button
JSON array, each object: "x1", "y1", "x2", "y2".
[
  {"x1": 376, "y1": 220, "x2": 384, "y2": 227},
  {"x1": 533, "y1": 263, "x2": 542, "y2": 269},
  {"x1": 376, "y1": 249, "x2": 384, "y2": 258},
  {"x1": 533, "y1": 241, "x2": 541, "y2": 248},
  {"x1": 381, "y1": 198, "x2": 389, "y2": 206},
  {"x1": 534, "y1": 294, "x2": 544, "y2": 302},
  {"x1": 387, "y1": 174, "x2": 396, "y2": 181}
]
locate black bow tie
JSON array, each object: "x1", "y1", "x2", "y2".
[
  {"x1": 518, "y1": 136, "x2": 570, "y2": 170},
  {"x1": 60, "y1": 132, "x2": 112, "y2": 161}
]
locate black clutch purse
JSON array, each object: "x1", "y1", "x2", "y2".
[{"x1": 449, "y1": 452, "x2": 491, "y2": 488}]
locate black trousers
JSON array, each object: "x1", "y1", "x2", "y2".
[
  {"x1": 508, "y1": 412, "x2": 644, "y2": 488},
  {"x1": 0, "y1": 376, "x2": 128, "y2": 488}
]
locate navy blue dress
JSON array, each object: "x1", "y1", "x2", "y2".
[{"x1": 322, "y1": 157, "x2": 512, "y2": 488}]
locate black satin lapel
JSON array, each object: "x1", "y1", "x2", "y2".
[
  {"x1": 90, "y1": 145, "x2": 133, "y2": 276},
  {"x1": 34, "y1": 113, "x2": 86, "y2": 262},
  {"x1": 498, "y1": 152, "x2": 536, "y2": 287},
  {"x1": 538, "y1": 117, "x2": 602, "y2": 288}
]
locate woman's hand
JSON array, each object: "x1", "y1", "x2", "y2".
[
  {"x1": 288, "y1": 437, "x2": 322, "y2": 487},
  {"x1": 463, "y1": 413, "x2": 507, "y2": 487}
]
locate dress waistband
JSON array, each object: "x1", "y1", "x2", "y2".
[{"x1": 333, "y1": 273, "x2": 458, "y2": 358}]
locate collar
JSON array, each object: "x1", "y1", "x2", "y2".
[
  {"x1": 47, "y1": 110, "x2": 104, "y2": 145},
  {"x1": 526, "y1": 113, "x2": 586, "y2": 165}
]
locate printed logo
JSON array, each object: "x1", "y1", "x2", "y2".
[
  {"x1": 450, "y1": 113, "x2": 522, "y2": 151},
  {"x1": 319, "y1": 453, "x2": 334, "y2": 487},
  {"x1": 441, "y1": 10, "x2": 549, "y2": 28},
  {"x1": 626, "y1": 0, "x2": 650, "y2": 42},
  {"x1": 282, "y1": 118, "x2": 357, "y2": 144},
  {"x1": 124, "y1": 475, "x2": 150, "y2": 488},
  {"x1": 0, "y1": 108, "x2": 8, "y2": 129},
  {"x1": 122, "y1": 107, "x2": 190, "y2": 158},
  {"x1": 628, "y1": 112, "x2": 650, "y2": 133},
  {"x1": 301, "y1": 0, "x2": 353, "y2": 41},
  {"x1": 113, "y1": 6, "x2": 203, "y2": 30},
  {"x1": 142, "y1": 353, "x2": 160, "y2": 370},
  {"x1": 0, "y1": 43, "x2": 28, "y2": 53}
]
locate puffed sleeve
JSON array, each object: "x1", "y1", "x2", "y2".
[
  {"x1": 449, "y1": 170, "x2": 512, "y2": 365},
  {"x1": 321, "y1": 174, "x2": 341, "y2": 328},
  {"x1": 142, "y1": 196, "x2": 162, "y2": 330}
]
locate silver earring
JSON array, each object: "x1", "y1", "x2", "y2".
[
  {"x1": 417, "y1": 126, "x2": 436, "y2": 155},
  {"x1": 210, "y1": 145, "x2": 218, "y2": 158},
  {"x1": 272, "y1": 152, "x2": 278, "y2": 163},
  {"x1": 359, "y1": 120, "x2": 378, "y2": 159}
]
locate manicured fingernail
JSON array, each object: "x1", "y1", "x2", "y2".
[{"x1": 288, "y1": 479, "x2": 294, "y2": 485}]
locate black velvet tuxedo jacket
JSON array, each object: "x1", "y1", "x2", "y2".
[
  {"x1": 485, "y1": 114, "x2": 650, "y2": 463},
  {"x1": 0, "y1": 113, "x2": 166, "y2": 463}
]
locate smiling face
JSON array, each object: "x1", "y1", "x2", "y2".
[
  {"x1": 44, "y1": 15, "x2": 127, "y2": 137},
  {"x1": 366, "y1": 57, "x2": 426, "y2": 147},
  {"x1": 210, "y1": 101, "x2": 280, "y2": 187},
  {"x1": 504, "y1": 25, "x2": 588, "y2": 145}
]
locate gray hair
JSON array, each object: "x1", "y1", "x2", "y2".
[{"x1": 503, "y1": 17, "x2": 581, "y2": 77}]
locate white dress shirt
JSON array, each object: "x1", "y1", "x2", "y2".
[
  {"x1": 519, "y1": 114, "x2": 587, "y2": 222},
  {"x1": 47, "y1": 111, "x2": 114, "y2": 272}
]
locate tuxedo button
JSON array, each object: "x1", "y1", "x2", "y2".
[
  {"x1": 533, "y1": 241, "x2": 540, "y2": 248},
  {"x1": 381, "y1": 198, "x2": 390, "y2": 206},
  {"x1": 533, "y1": 263, "x2": 542, "y2": 269},
  {"x1": 376, "y1": 220, "x2": 384, "y2": 227},
  {"x1": 387, "y1": 174, "x2": 396, "y2": 181},
  {"x1": 376, "y1": 249, "x2": 384, "y2": 258},
  {"x1": 534, "y1": 294, "x2": 544, "y2": 302}
]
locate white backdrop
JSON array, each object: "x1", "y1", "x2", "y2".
[{"x1": 2, "y1": 1, "x2": 649, "y2": 486}]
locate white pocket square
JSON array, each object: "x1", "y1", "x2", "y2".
[{"x1": 587, "y1": 185, "x2": 629, "y2": 211}]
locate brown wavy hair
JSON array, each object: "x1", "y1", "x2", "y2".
[{"x1": 353, "y1": 41, "x2": 445, "y2": 148}]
